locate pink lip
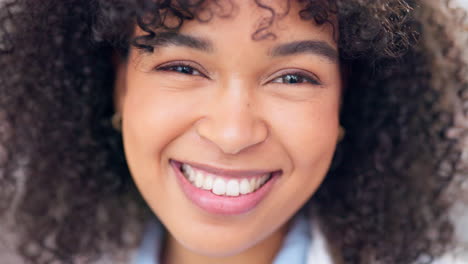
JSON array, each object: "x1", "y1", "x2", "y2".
[
  {"x1": 180, "y1": 161, "x2": 276, "y2": 178},
  {"x1": 170, "y1": 160, "x2": 280, "y2": 215}
]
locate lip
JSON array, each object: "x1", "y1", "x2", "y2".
[
  {"x1": 170, "y1": 159, "x2": 281, "y2": 215},
  {"x1": 179, "y1": 160, "x2": 276, "y2": 178}
]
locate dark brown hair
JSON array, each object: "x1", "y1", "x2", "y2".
[{"x1": 0, "y1": 0, "x2": 467, "y2": 263}]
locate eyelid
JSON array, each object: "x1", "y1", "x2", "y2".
[
  {"x1": 154, "y1": 60, "x2": 210, "y2": 78},
  {"x1": 268, "y1": 69, "x2": 322, "y2": 85}
]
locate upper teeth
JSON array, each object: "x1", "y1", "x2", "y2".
[{"x1": 181, "y1": 164, "x2": 270, "y2": 196}]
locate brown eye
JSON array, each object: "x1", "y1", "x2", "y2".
[
  {"x1": 154, "y1": 60, "x2": 210, "y2": 78},
  {"x1": 158, "y1": 64, "x2": 202, "y2": 76},
  {"x1": 271, "y1": 73, "x2": 321, "y2": 86}
]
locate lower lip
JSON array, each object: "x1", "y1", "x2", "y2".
[{"x1": 170, "y1": 160, "x2": 279, "y2": 215}]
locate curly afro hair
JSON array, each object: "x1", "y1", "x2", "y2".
[{"x1": 0, "y1": 0, "x2": 467, "y2": 263}]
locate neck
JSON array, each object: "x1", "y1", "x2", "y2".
[{"x1": 161, "y1": 222, "x2": 291, "y2": 264}]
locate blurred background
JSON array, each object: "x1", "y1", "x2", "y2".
[{"x1": 443, "y1": 1, "x2": 468, "y2": 263}]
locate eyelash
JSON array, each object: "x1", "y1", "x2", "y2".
[
  {"x1": 270, "y1": 71, "x2": 322, "y2": 86},
  {"x1": 156, "y1": 63, "x2": 322, "y2": 86},
  {"x1": 156, "y1": 62, "x2": 206, "y2": 77}
]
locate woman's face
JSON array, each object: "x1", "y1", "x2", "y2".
[{"x1": 115, "y1": 0, "x2": 342, "y2": 258}]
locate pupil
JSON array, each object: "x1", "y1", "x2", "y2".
[
  {"x1": 285, "y1": 75, "x2": 301, "y2": 84},
  {"x1": 177, "y1": 66, "x2": 192, "y2": 74}
]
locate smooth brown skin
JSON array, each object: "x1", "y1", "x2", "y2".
[{"x1": 114, "y1": 1, "x2": 342, "y2": 263}]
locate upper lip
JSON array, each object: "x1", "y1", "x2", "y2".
[{"x1": 172, "y1": 159, "x2": 279, "y2": 177}]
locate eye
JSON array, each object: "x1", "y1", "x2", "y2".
[
  {"x1": 156, "y1": 62, "x2": 205, "y2": 77},
  {"x1": 271, "y1": 72, "x2": 321, "y2": 86}
]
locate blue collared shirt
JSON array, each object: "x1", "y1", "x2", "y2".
[{"x1": 133, "y1": 212, "x2": 311, "y2": 264}]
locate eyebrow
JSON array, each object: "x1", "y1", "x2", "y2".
[
  {"x1": 141, "y1": 32, "x2": 338, "y2": 63},
  {"x1": 269, "y1": 40, "x2": 339, "y2": 63},
  {"x1": 142, "y1": 32, "x2": 213, "y2": 52}
]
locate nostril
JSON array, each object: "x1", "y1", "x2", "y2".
[
  {"x1": 196, "y1": 125, "x2": 267, "y2": 155},
  {"x1": 194, "y1": 102, "x2": 269, "y2": 155}
]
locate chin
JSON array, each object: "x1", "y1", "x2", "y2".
[{"x1": 173, "y1": 229, "x2": 260, "y2": 258}]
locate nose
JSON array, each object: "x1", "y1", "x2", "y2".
[{"x1": 196, "y1": 86, "x2": 268, "y2": 155}]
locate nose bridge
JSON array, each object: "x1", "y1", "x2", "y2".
[{"x1": 196, "y1": 79, "x2": 268, "y2": 155}]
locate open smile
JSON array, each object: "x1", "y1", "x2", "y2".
[{"x1": 170, "y1": 159, "x2": 281, "y2": 215}]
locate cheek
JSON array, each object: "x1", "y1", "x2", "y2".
[
  {"x1": 257, "y1": 90, "x2": 340, "y2": 208},
  {"x1": 267, "y1": 94, "x2": 340, "y2": 170},
  {"x1": 121, "y1": 72, "x2": 199, "y2": 152},
  {"x1": 119, "y1": 72, "x2": 202, "y2": 189},
  {"x1": 122, "y1": 94, "x2": 174, "y2": 163}
]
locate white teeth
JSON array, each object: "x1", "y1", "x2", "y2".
[
  {"x1": 180, "y1": 163, "x2": 271, "y2": 196},
  {"x1": 260, "y1": 175, "x2": 268, "y2": 185},
  {"x1": 226, "y1": 180, "x2": 240, "y2": 196},
  {"x1": 202, "y1": 174, "x2": 214, "y2": 190},
  {"x1": 184, "y1": 164, "x2": 196, "y2": 182},
  {"x1": 239, "y1": 179, "x2": 251, "y2": 195},
  {"x1": 249, "y1": 178, "x2": 256, "y2": 190},
  {"x1": 212, "y1": 178, "x2": 226, "y2": 195},
  {"x1": 254, "y1": 178, "x2": 261, "y2": 189},
  {"x1": 195, "y1": 171, "x2": 204, "y2": 188},
  {"x1": 182, "y1": 164, "x2": 191, "y2": 178}
]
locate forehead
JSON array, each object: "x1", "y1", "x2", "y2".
[
  {"x1": 136, "y1": 0, "x2": 337, "y2": 46},
  {"x1": 209, "y1": 1, "x2": 332, "y2": 39}
]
